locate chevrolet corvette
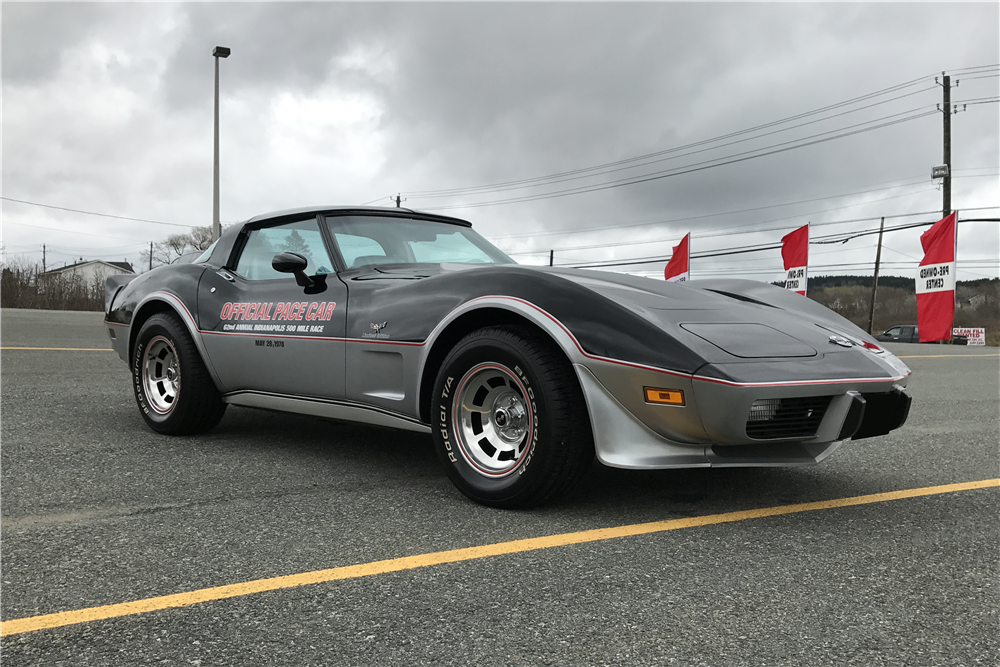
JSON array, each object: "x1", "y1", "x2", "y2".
[{"x1": 105, "y1": 206, "x2": 912, "y2": 508}]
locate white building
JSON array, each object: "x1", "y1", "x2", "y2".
[{"x1": 37, "y1": 260, "x2": 133, "y2": 288}]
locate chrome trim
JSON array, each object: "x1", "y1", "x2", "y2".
[
  {"x1": 453, "y1": 362, "x2": 531, "y2": 477},
  {"x1": 223, "y1": 391, "x2": 431, "y2": 433},
  {"x1": 142, "y1": 335, "x2": 180, "y2": 414}
]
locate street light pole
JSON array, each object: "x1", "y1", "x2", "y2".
[{"x1": 212, "y1": 46, "x2": 231, "y2": 241}]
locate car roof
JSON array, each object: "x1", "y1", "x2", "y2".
[{"x1": 245, "y1": 206, "x2": 473, "y2": 228}]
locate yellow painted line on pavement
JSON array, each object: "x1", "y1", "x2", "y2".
[
  {"x1": 0, "y1": 347, "x2": 113, "y2": 351},
  {"x1": 897, "y1": 353, "x2": 998, "y2": 358},
  {"x1": 2, "y1": 478, "x2": 997, "y2": 637}
]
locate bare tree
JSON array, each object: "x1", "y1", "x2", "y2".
[{"x1": 141, "y1": 226, "x2": 214, "y2": 270}]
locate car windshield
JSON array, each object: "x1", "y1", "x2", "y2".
[
  {"x1": 194, "y1": 239, "x2": 219, "y2": 264},
  {"x1": 326, "y1": 216, "x2": 515, "y2": 269}
]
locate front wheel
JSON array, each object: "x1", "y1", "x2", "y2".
[
  {"x1": 432, "y1": 326, "x2": 593, "y2": 508},
  {"x1": 132, "y1": 312, "x2": 226, "y2": 435}
]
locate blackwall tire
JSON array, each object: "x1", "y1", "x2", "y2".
[
  {"x1": 432, "y1": 325, "x2": 593, "y2": 509},
  {"x1": 132, "y1": 312, "x2": 226, "y2": 435}
]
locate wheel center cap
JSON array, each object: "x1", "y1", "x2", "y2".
[
  {"x1": 166, "y1": 367, "x2": 177, "y2": 381},
  {"x1": 493, "y1": 394, "x2": 527, "y2": 443}
]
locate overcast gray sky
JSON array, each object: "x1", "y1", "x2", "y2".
[{"x1": 2, "y1": 2, "x2": 997, "y2": 282}]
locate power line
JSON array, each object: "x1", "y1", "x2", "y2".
[
  {"x1": 503, "y1": 202, "x2": 997, "y2": 261},
  {"x1": 487, "y1": 169, "x2": 999, "y2": 242},
  {"x1": 406, "y1": 88, "x2": 940, "y2": 200},
  {"x1": 3, "y1": 220, "x2": 151, "y2": 242},
  {"x1": 500, "y1": 183, "x2": 938, "y2": 255},
  {"x1": 423, "y1": 110, "x2": 940, "y2": 210},
  {"x1": 503, "y1": 183, "x2": 997, "y2": 256},
  {"x1": 558, "y1": 215, "x2": 998, "y2": 269},
  {"x1": 947, "y1": 64, "x2": 999, "y2": 74},
  {"x1": 402, "y1": 72, "x2": 942, "y2": 198},
  {"x1": 1, "y1": 197, "x2": 197, "y2": 228},
  {"x1": 405, "y1": 67, "x2": 996, "y2": 207}
]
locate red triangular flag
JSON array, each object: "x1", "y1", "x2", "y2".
[{"x1": 664, "y1": 233, "x2": 690, "y2": 282}]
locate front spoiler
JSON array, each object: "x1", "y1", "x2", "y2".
[
  {"x1": 852, "y1": 387, "x2": 912, "y2": 440},
  {"x1": 574, "y1": 362, "x2": 910, "y2": 470}
]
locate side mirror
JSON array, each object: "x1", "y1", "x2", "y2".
[
  {"x1": 272, "y1": 252, "x2": 327, "y2": 294},
  {"x1": 272, "y1": 252, "x2": 307, "y2": 274}
]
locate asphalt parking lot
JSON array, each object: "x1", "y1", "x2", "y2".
[{"x1": 2, "y1": 307, "x2": 997, "y2": 666}]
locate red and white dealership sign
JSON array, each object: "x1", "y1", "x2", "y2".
[
  {"x1": 916, "y1": 212, "x2": 957, "y2": 343},
  {"x1": 664, "y1": 233, "x2": 690, "y2": 282},
  {"x1": 781, "y1": 224, "x2": 809, "y2": 296}
]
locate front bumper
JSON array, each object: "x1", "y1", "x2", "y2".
[{"x1": 575, "y1": 353, "x2": 911, "y2": 470}]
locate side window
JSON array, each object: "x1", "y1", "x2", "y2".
[
  {"x1": 885, "y1": 327, "x2": 901, "y2": 336},
  {"x1": 335, "y1": 233, "x2": 389, "y2": 269},
  {"x1": 234, "y1": 219, "x2": 334, "y2": 281}
]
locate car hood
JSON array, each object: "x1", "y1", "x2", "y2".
[
  {"x1": 346, "y1": 263, "x2": 906, "y2": 376},
  {"x1": 541, "y1": 267, "x2": 901, "y2": 371}
]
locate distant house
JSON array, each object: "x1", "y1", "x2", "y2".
[
  {"x1": 37, "y1": 260, "x2": 134, "y2": 290},
  {"x1": 968, "y1": 293, "x2": 988, "y2": 308}
]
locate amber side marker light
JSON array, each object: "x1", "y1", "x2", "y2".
[{"x1": 644, "y1": 387, "x2": 685, "y2": 406}]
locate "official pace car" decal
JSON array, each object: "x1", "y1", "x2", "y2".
[{"x1": 217, "y1": 301, "x2": 337, "y2": 334}]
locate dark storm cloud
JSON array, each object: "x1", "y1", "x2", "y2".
[
  {"x1": 2, "y1": 2, "x2": 996, "y2": 277},
  {"x1": 364, "y1": 2, "x2": 996, "y2": 228},
  {"x1": 1, "y1": 3, "x2": 113, "y2": 82},
  {"x1": 157, "y1": 4, "x2": 391, "y2": 111}
]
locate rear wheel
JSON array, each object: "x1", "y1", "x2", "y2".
[
  {"x1": 132, "y1": 312, "x2": 226, "y2": 435},
  {"x1": 432, "y1": 325, "x2": 593, "y2": 508}
]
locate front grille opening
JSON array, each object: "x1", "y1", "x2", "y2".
[{"x1": 746, "y1": 396, "x2": 832, "y2": 440}]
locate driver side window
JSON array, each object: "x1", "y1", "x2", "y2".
[{"x1": 234, "y1": 219, "x2": 334, "y2": 280}]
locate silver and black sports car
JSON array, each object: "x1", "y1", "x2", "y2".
[{"x1": 105, "y1": 206, "x2": 912, "y2": 508}]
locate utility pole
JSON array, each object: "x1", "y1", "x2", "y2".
[
  {"x1": 942, "y1": 74, "x2": 952, "y2": 217},
  {"x1": 149, "y1": 241, "x2": 154, "y2": 271},
  {"x1": 212, "y1": 46, "x2": 231, "y2": 242},
  {"x1": 866, "y1": 217, "x2": 885, "y2": 334},
  {"x1": 393, "y1": 194, "x2": 406, "y2": 208},
  {"x1": 935, "y1": 73, "x2": 964, "y2": 217},
  {"x1": 42, "y1": 244, "x2": 46, "y2": 273}
]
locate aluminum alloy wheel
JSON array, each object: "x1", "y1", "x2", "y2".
[
  {"x1": 143, "y1": 336, "x2": 180, "y2": 414},
  {"x1": 454, "y1": 363, "x2": 532, "y2": 476}
]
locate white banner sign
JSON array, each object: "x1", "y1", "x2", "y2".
[
  {"x1": 785, "y1": 266, "x2": 807, "y2": 294},
  {"x1": 915, "y1": 261, "x2": 956, "y2": 294},
  {"x1": 953, "y1": 327, "x2": 986, "y2": 345}
]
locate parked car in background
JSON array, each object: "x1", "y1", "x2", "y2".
[
  {"x1": 875, "y1": 325, "x2": 967, "y2": 344},
  {"x1": 875, "y1": 325, "x2": 919, "y2": 343}
]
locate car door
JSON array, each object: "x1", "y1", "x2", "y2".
[{"x1": 197, "y1": 217, "x2": 347, "y2": 399}]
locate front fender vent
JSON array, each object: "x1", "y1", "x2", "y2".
[{"x1": 746, "y1": 396, "x2": 832, "y2": 440}]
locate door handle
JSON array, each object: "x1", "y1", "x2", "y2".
[{"x1": 216, "y1": 270, "x2": 236, "y2": 282}]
